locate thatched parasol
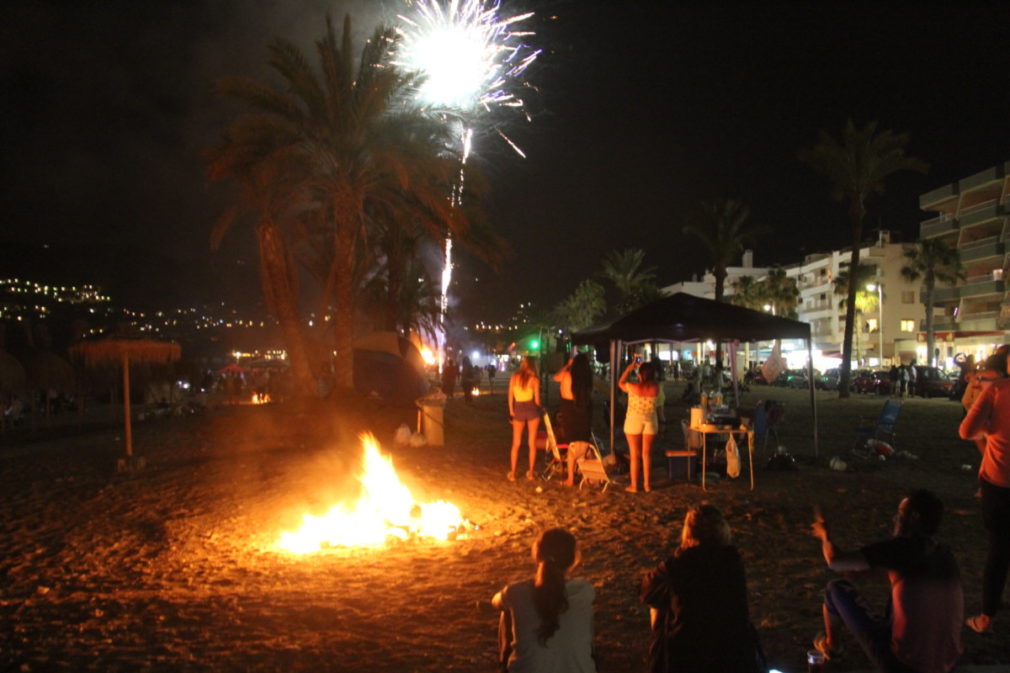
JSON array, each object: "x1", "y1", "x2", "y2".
[
  {"x1": 70, "y1": 338, "x2": 181, "y2": 459},
  {"x1": 0, "y1": 350, "x2": 26, "y2": 394},
  {"x1": 25, "y1": 351, "x2": 75, "y2": 390}
]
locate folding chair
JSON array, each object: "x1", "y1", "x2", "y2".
[
  {"x1": 853, "y1": 399, "x2": 901, "y2": 453},
  {"x1": 575, "y1": 441, "x2": 612, "y2": 492},
  {"x1": 538, "y1": 412, "x2": 568, "y2": 481}
]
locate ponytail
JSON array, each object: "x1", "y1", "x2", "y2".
[{"x1": 531, "y1": 528, "x2": 577, "y2": 645}]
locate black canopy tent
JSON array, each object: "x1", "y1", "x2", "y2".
[{"x1": 571, "y1": 292, "x2": 818, "y2": 456}]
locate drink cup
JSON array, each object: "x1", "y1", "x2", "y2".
[{"x1": 807, "y1": 649, "x2": 826, "y2": 673}]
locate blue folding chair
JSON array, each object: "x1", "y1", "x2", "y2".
[{"x1": 854, "y1": 399, "x2": 901, "y2": 452}]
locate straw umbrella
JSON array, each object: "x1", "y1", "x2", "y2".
[{"x1": 70, "y1": 338, "x2": 181, "y2": 461}]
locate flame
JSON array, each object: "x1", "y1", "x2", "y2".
[
  {"x1": 471, "y1": 387, "x2": 481, "y2": 397},
  {"x1": 277, "y1": 433, "x2": 463, "y2": 553},
  {"x1": 251, "y1": 393, "x2": 271, "y2": 404},
  {"x1": 420, "y1": 347, "x2": 436, "y2": 366}
]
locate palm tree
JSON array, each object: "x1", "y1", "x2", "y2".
[
  {"x1": 729, "y1": 275, "x2": 765, "y2": 311},
  {"x1": 762, "y1": 267, "x2": 800, "y2": 318},
  {"x1": 553, "y1": 279, "x2": 606, "y2": 332},
  {"x1": 206, "y1": 136, "x2": 318, "y2": 397},
  {"x1": 799, "y1": 119, "x2": 927, "y2": 397},
  {"x1": 683, "y1": 199, "x2": 761, "y2": 303},
  {"x1": 901, "y1": 239, "x2": 965, "y2": 367},
  {"x1": 600, "y1": 248, "x2": 659, "y2": 315},
  {"x1": 212, "y1": 16, "x2": 470, "y2": 390}
]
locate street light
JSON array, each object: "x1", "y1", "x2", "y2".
[{"x1": 867, "y1": 283, "x2": 883, "y2": 366}]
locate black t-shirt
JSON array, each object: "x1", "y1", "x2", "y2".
[{"x1": 640, "y1": 545, "x2": 762, "y2": 673}]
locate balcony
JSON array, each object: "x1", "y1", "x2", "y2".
[
  {"x1": 920, "y1": 213, "x2": 958, "y2": 239},
  {"x1": 959, "y1": 165, "x2": 1004, "y2": 192},
  {"x1": 921, "y1": 318, "x2": 957, "y2": 332},
  {"x1": 958, "y1": 311, "x2": 1000, "y2": 331},
  {"x1": 958, "y1": 200, "x2": 1004, "y2": 228},
  {"x1": 927, "y1": 286, "x2": 961, "y2": 304},
  {"x1": 959, "y1": 277, "x2": 1004, "y2": 299},
  {"x1": 919, "y1": 182, "x2": 958, "y2": 209},
  {"x1": 959, "y1": 237, "x2": 1004, "y2": 263}
]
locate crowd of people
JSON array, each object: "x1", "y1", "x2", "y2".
[
  {"x1": 485, "y1": 343, "x2": 1010, "y2": 673},
  {"x1": 493, "y1": 490, "x2": 974, "y2": 673}
]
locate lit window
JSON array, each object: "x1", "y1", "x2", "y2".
[
  {"x1": 900, "y1": 319, "x2": 916, "y2": 332},
  {"x1": 866, "y1": 318, "x2": 879, "y2": 332}
]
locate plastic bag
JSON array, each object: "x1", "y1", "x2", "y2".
[{"x1": 725, "y1": 434, "x2": 741, "y2": 478}]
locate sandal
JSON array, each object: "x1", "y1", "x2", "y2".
[
  {"x1": 812, "y1": 632, "x2": 844, "y2": 660},
  {"x1": 966, "y1": 614, "x2": 992, "y2": 633}
]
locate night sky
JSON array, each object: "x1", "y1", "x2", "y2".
[{"x1": 4, "y1": 1, "x2": 1009, "y2": 323}]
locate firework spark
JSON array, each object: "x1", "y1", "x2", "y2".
[
  {"x1": 393, "y1": 0, "x2": 539, "y2": 367},
  {"x1": 394, "y1": 0, "x2": 539, "y2": 114}
]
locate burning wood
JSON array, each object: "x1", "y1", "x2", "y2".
[
  {"x1": 277, "y1": 433, "x2": 467, "y2": 553},
  {"x1": 251, "y1": 393, "x2": 271, "y2": 404}
]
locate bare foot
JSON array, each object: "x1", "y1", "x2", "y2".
[
  {"x1": 563, "y1": 480, "x2": 575, "y2": 487},
  {"x1": 625, "y1": 486, "x2": 639, "y2": 493},
  {"x1": 644, "y1": 484, "x2": 652, "y2": 493},
  {"x1": 526, "y1": 471, "x2": 535, "y2": 481},
  {"x1": 507, "y1": 472, "x2": 516, "y2": 482}
]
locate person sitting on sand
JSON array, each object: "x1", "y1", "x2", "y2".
[
  {"x1": 809, "y1": 490, "x2": 963, "y2": 673},
  {"x1": 508, "y1": 356, "x2": 542, "y2": 481},
  {"x1": 640, "y1": 504, "x2": 764, "y2": 673},
  {"x1": 619, "y1": 357, "x2": 662, "y2": 493},
  {"x1": 493, "y1": 528, "x2": 596, "y2": 673}
]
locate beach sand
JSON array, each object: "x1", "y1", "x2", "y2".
[{"x1": 1, "y1": 383, "x2": 1007, "y2": 672}]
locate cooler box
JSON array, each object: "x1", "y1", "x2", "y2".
[{"x1": 665, "y1": 450, "x2": 697, "y2": 482}]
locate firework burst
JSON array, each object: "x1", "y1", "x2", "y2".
[{"x1": 394, "y1": 0, "x2": 539, "y2": 115}]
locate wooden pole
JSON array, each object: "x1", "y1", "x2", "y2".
[{"x1": 122, "y1": 352, "x2": 132, "y2": 458}]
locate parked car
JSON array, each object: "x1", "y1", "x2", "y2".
[
  {"x1": 914, "y1": 365, "x2": 955, "y2": 398},
  {"x1": 853, "y1": 368, "x2": 892, "y2": 395},
  {"x1": 817, "y1": 367, "x2": 843, "y2": 391}
]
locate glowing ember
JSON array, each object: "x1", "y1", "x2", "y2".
[
  {"x1": 420, "y1": 346, "x2": 436, "y2": 366},
  {"x1": 277, "y1": 433, "x2": 464, "y2": 553},
  {"x1": 251, "y1": 393, "x2": 271, "y2": 404}
]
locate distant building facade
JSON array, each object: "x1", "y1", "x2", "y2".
[
  {"x1": 919, "y1": 160, "x2": 1010, "y2": 362},
  {"x1": 663, "y1": 232, "x2": 924, "y2": 368}
]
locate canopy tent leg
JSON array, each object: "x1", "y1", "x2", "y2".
[{"x1": 807, "y1": 338, "x2": 818, "y2": 457}]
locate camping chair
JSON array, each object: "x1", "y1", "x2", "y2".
[
  {"x1": 573, "y1": 441, "x2": 611, "y2": 492},
  {"x1": 753, "y1": 400, "x2": 783, "y2": 453},
  {"x1": 538, "y1": 412, "x2": 568, "y2": 481},
  {"x1": 853, "y1": 399, "x2": 901, "y2": 454}
]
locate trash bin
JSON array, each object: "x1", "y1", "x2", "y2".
[{"x1": 416, "y1": 391, "x2": 447, "y2": 446}]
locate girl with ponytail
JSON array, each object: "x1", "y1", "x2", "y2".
[{"x1": 493, "y1": 528, "x2": 596, "y2": 672}]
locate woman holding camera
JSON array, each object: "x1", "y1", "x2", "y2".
[{"x1": 619, "y1": 357, "x2": 662, "y2": 493}]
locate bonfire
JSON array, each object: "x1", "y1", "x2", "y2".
[{"x1": 277, "y1": 433, "x2": 466, "y2": 553}]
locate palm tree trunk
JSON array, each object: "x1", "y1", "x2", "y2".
[
  {"x1": 839, "y1": 205, "x2": 865, "y2": 399},
  {"x1": 257, "y1": 220, "x2": 315, "y2": 398},
  {"x1": 332, "y1": 227, "x2": 356, "y2": 391}
]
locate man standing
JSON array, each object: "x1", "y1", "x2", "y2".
[{"x1": 809, "y1": 490, "x2": 962, "y2": 673}]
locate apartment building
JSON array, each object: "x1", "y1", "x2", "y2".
[
  {"x1": 664, "y1": 232, "x2": 921, "y2": 368},
  {"x1": 786, "y1": 231, "x2": 922, "y2": 366},
  {"x1": 918, "y1": 161, "x2": 1010, "y2": 362}
]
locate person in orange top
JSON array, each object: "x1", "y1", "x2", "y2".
[
  {"x1": 958, "y1": 352, "x2": 1010, "y2": 633},
  {"x1": 508, "y1": 356, "x2": 542, "y2": 482}
]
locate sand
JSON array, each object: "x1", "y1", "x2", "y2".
[{"x1": 1, "y1": 384, "x2": 1008, "y2": 672}]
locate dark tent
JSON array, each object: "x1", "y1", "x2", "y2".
[
  {"x1": 572, "y1": 293, "x2": 817, "y2": 455},
  {"x1": 353, "y1": 332, "x2": 429, "y2": 405}
]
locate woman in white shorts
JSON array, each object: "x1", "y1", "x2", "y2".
[{"x1": 619, "y1": 358, "x2": 662, "y2": 492}]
